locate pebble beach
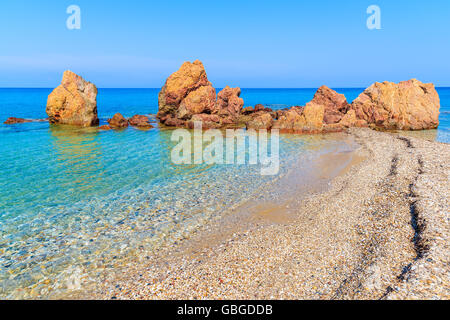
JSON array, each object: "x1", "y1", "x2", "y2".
[{"x1": 88, "y1": 128, "x2": 449, "y2": 300}]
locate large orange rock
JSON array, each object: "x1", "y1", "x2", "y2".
[
  {"x1": 351, "y1": 79, "x2": 440, "y2": 130},
  {"x1": 273, "y1": 108, "x2": 301, "y2": 130},
  {"x1": 333, "y1": 109, "x2": 367, "y2": 128},
  {"x1": 187, "y1": 114, "x2": 222, "y2": 129},
  {"x1": 157, "y1": 60, "x2": 246, "y2": 128},
  {"x1": 162, "y1": 115, "x2": 186, "y2": 127},
  {"x1": 214, "y1": 86, "x2": 244, "y2": 118},
  {"x1": 177, "y1": 85, "x2": 216, "y2": 119},
  {"x1": 310, "y1": 85, "x2": 349, "y2": 124},
  {"x1": 157, "y1": 60, "x2": 214, "y2": 121},
  {"x1": 273, "y1": 103, "x2": 324, "y2": 132},
  {"x1": 46, "y1": 71, "x2": 98, "y2": 126},
  {"x1": 241, "y1": 106, "x2": 254, "y2": 115},
  {"x1": 246, "y1": 112, "x2": 274, "y2": 130},
  {"x1": 107, "y1": 113, "x2": 128, "y2": 128},
  {"x1": 302, "y1": 102, "x2": 325, "y2": 129},
  {"x1": 128, "y1": 115, "x2": 153, "y2": 128}
]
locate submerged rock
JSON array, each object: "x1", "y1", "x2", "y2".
[
  {"x1": 98, "y1": 125, "x2": 112, "y2": 130},
  {"x1": 4, "y1": 117, "x2": 32, "y2": 124},
  {"x1": 4, "y1": 117, "x2": 48, "y2": 124},
  {"x1": 107, "y1": 113, "x2": 128, "y2": 128},
  {"x1": 128, "y1": 115, "x2": 153, "y2": 128},
  {"x1": 46, "y1": 70, "x2": 98, "y2": 127},
  {"x1": 351, "y1": 79, "x2": 440, "y2": 130}
]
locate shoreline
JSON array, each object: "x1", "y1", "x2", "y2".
[{"x1": 85, "y1": 128, "x2": 449, "y2": 300}]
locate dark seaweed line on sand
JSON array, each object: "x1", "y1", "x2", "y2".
[
  {"x1": 380, "y1": 137, "x2": 429, "y2": 299},
  {"x1": 331, "y1": 143, "x2": 402, "y2": 299},
  {"x1": 331, "y1": 135, "x2": 429, "y2": 300}
]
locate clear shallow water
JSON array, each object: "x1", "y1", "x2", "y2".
[{"x1": 0, "y1": 88, "x2": 449, "y2": 298}]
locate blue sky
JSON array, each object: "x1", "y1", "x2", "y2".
[{"x1": 0, "y1": 0, "x2": 449, "y2": 88}]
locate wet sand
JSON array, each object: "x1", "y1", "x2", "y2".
[{"x1": 88, "y1": 128, "x2": 449, "y2": 300}]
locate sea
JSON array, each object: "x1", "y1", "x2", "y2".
[{"x1": 0, "y1": 87, "x2": 449, "y2": 298}]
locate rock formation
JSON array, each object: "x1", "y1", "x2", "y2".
[
  {"x1": 177, "y1": 86, "x2": 216, "y2": 120},
  {"x1": 4, "y1": 117, "x2": 33, "y2": 124},
  {"x1": 254, "y1": 104, "x2": 265, "y2": 112},
  {"x1": 157, "y1": 62, "x2": 439, "y2": 133},
  {"x1": 214, "y1": 86, "x2": 244, "y2": 122},
  {"x1": 310, "y1": 85, "x2": 349, "y2": 124},
  {"x1": 157, "y1": 60, "x2": 215, "y2": 123},
  {"x1": 242, "y1": 106, "x2": 254, "y2": 115},
  {"x1": 107, "y1": 113, "x2": 128, "y2": 128},
  {"x1": 46, "y1": 70, "x2": 98, "y2": 126},
  {"x1": 246, "y1": 112, "x2": 273, "y2": 130},
  {"x1": 128, "y1": 115, "x2": 153, "y2": 128},
  {"x1": 350, "y1": 79, "x2": 440, "y2": 130},
  {"x1": 187, "y1": 114, "x2": 222, "y2": 129},
  {"x1": 3, "y1": 117, "x2": 49, "y2": 124},
  {"x1": 157, "y1": 61, "x2": 245, "y2": 128},
  {"x1": 272, "y1": 103, "x2": 324, "y2": 132}
]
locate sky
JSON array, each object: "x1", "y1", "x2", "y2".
[{"x1": 0, "y1": 0, "x2": 449, "y2": 88}]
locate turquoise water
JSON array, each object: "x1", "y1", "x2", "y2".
[{"x1": 0, "y1": 88, "x2": 449, "y2": 298}]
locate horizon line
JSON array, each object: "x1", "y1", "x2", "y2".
[{"x1": 1, "y1": 86, "x2": 450, "y2": 90}]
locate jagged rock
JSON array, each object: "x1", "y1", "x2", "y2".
[
  {"x1": 214, "y1": 86, "x2": 244, "y2": 118},
  {"x1": 191, "y1": 113, "x2": 221, "y2": 123},
  {"x1": 157, "y1": 60, "x2": 214, "y2": 121},
  {"x1": 107, "y1": 113, "x2": 128, "y2": 128},
  {"x1": 163, "y1": 115, "x2": 186, "y2": 127},
  {"x1": 351, "y1": 79, "x2": 440, "y2": 130},
  {"x1": 46, "y1": 70, "x2": 98, "y2": 126},
  {"x1": 177, "y1": 86, "x2": 216, "y2": 120},
  {"x1": 128, "y1": 115, "x2": 153, "y2": 128},
  {"x1": 242, "y1": 106, "x2": 254, "y2": 115},
  {"x1": 98, "y1": 125, "x2": 112, "y2": 130},
  {"x1": 302, "y1": 102, "x2": 325, "y2": 130},
  {"x1": 335, "y1": 109, "x2": 368, "y2": 128},
  {"x1": 187, "y1": 114, "x2": 222, "y2": 129},
  {"x1": 275, "y1": 109, "x2": 287, "y2": 120},
  {"x1": 254, "y1": 104, "x2": 265, "y2": 112},
  {"x1": 246, "y1": 112, "x2": 273, "y2": 130},
  {"x1": 157, "y1": 60, "x2": 246, "y2": 128},
  {"x1": 273, "y1": 103, "x2": 324, "y2": 132},
  {"x1": 311, "y1": 85, "x2": 349, "y2": 124},
  {"x1": 338, "y1": 109, "x2": 357, "y2": 128}
]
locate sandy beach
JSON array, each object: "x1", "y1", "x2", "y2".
[
  {"x1": 85, "y1": 128, "x2": 449, "y2": 300},
  {"x1": 2, "y1": 1, "x2": 450, "y2": 304}
]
